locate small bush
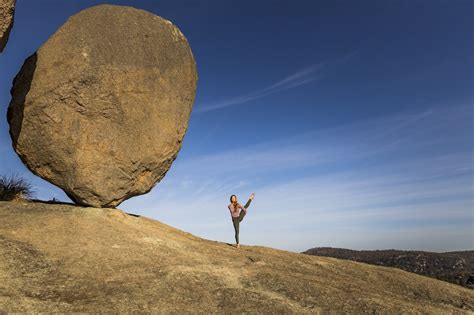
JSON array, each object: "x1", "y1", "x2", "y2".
[{"x1": 0, "y1": 175, "x2": 34, "y2": 201}]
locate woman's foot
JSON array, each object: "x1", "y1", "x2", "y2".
[
  {"x1": 250, "y1": 192, "x2": 255, "y2": 200},
  {"x1": 236, "y1": 243, "x2": 240, "y2": 249}
]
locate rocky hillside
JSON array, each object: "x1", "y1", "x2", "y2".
[
  {"x1": 1, "y1": 201, "x2": 473, "y2": 313},
  {"x1": 302, "y1": 247, "x2": 474, "y2": 289}
]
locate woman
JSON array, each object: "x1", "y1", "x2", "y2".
[{"x1": 228, "y1": 192, "x2": 255, "y2": 249}]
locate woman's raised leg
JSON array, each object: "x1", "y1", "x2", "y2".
[
  {"x1": 239, "y1": 198, "x2": 252, "y2": 222},
  {"x1": 244, "y1": 198, "x2": 252, "y2": 209}
]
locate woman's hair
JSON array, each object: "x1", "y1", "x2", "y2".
[{"x1": 230, "y1": 194, "x2": 239, "y2": 207}]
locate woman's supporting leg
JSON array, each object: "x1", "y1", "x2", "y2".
[{"x1": 232, "y1": 217, "x2": 239, "y2": 244}]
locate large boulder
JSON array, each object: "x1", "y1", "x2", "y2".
[
  {"x1": 7, "y1": 4, "x2": 197, "y2": 207},
  {"x1": 0, "y1": 0, "x2": 16, "y2": 52}
]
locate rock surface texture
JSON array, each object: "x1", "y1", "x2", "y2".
[
  {"x1": 0, "y1": 201, "x2": 473, "y2": 313},
  {"x1": 0, "y1": 0, "x2": 15, "y2": 52},
  {"x1": 7, "y1": 4, "x2": 197, "y2": 207}
]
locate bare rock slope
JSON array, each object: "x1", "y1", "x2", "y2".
[
  {"x1": 0, "y1": 201, "x2": 472, "y2": 314},
  {"x1": 7, "y1": 4, "x2": 197, "y2": 207},
  {"x1": 0, "y1": 0, "x2": 15, "y2": 52}
]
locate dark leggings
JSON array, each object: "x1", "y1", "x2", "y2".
[{"x1": 232, "y1": 198, "x2": 252, "y2": 244}]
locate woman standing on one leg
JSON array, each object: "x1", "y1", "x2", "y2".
[{"x1": 228, "y1": 192, "x2": 255, "y2": 249}]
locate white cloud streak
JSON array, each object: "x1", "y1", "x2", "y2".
[
  {"x1": 193, "y1": 49, "x2": 360, "y2": 114},
  {"x1": 194, "y1": 62, "x2": 326, "y2": 113}
]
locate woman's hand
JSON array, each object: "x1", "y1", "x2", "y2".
[{"x1": 249, "y1": 192, "x2": 255, "y2": 200}]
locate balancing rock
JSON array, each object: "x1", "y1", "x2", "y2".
[{"x1": 7, "y1": 4, "x2": 197, "y2": 207}]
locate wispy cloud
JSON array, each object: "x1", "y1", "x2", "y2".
[
  {"x1": 194, "y1": 62, "x2": 326, "y2": 113},
  {"x1": 193, "y1": 48, "x2": 360, "y2": 114}
]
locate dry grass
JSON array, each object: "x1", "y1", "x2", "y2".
[{"x1": 0, "y1": 175, "x2": 33, "y2": 201}]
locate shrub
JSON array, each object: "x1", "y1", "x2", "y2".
[{"x1": 0, "y1": 175, "x2": 34, "y2": 201}]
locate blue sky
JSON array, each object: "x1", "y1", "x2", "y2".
[{"x1": 0, "y1": 0, "x2": 472, "y2": 253}]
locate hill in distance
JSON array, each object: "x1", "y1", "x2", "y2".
[
  {"x1": 302, "y1": 247, "x2": 474, "y2": 290},
  {"x1": 1, "y1": 201, "x2": 473, "y2": 313}
]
